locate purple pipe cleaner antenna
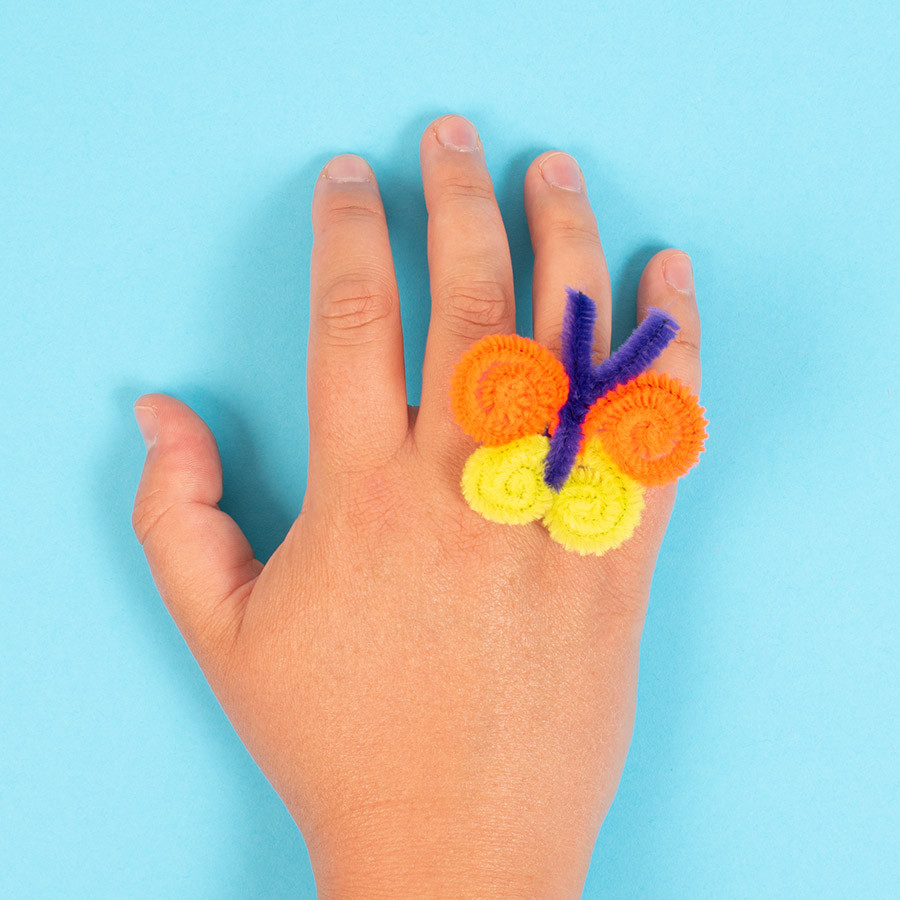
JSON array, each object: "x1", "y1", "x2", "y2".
[{"x1": 542, "y1": 287, "x2": 679, "y2": 490}]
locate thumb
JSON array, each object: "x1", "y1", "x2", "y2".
[{"x1": 131, "y1": 393, "x2": 263, "y2": 664}]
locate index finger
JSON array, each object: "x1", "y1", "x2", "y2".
[{"x1": 307, "y1": 154, "x2": 409, "y2": 477}]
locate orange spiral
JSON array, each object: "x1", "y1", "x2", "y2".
[
  {"x1": 582, "y1": 372, "x2": 707, "y2": 485},
  {"x1": 450, "y1": 333, "x2": 569, "y2": 445}
]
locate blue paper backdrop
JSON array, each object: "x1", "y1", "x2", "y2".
[{"x1": 2, "y1": 1, "x2": 898, "y2": 897}]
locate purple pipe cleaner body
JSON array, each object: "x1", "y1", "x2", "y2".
[{"x1": 542, "y1": 287, "x2": 679, "y2": 490}]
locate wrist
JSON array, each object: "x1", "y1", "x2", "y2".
[{"x1": 304, "y1": 812, "x2": 595, "y2": 900}]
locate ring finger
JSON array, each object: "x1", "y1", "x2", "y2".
[{"x1": 524, "y1": 151, "x2": 612, "y2": 361}]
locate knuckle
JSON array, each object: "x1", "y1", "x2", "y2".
[
  {"x1": 542, "y1": 334, "x2": 564, "y2": 360},
  {"x1": 671, "y1": 330, "x2": 701, "y2": 356},
  {"x1": 439, "y1": 278, "x2": 511, "y2": 339},
  {"x1": 131, "y1": 490, "x2": 175, "y2": 546},
  {"x1": 437, "y1": 176, "x2": 496, "y2": 205},
  {"x1": 549, "y1": 216, "x2": 602, "y2": 248},
  {"x1": 317, "y1": 277, "x2": 396, "y2": 345},
  {"x1": 322, "y1": 200, "x2": 385, "y2": 229},
  {"x1": 672, "y1": 337, "x2": 700, "y2": 356}
]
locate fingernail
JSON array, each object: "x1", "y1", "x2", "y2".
[
  {"x1": 434, "y1": 115, "x2": 479, "y2": 152},
  {"x1": 540, "y1": 152, "x2": 582, "y2": 192},
  {"x1": 325, "y1": 154, "x2": 372, "y2": 182},
  {"x1": 134, "y1": 405, "x2": 158, "y2": 450},
  {"x1": 663, "y1": 253, "x2": 694, "y2": 294}
]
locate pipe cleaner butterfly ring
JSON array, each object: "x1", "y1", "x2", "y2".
[{"x1": 449, "y1": 287, "x2": 707, "y2": 555}]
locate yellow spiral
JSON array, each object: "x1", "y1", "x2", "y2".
[
  {"x1": 461, "y1": 435, "x2": 553, "y2": 524},
  {"x1": 543, "y1": 439, "x2": 645, "y2": 555}
]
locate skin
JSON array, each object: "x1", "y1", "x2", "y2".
[{"x1": 132, "y1": 114, "x2": 701, "y2": 899}]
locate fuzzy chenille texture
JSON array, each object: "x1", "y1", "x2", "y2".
[
  {"x1": 543, "y1": 288, "x2": 678, "y2": 489},
  {"x1": 450, "y1": 333, "x2": 569, "y2": 445},
  {"x1": 543, "y1": 439, "x2": 645, "y2": 555},
  {"x1": 583, "y1": 371, "x2": 708, "y2": 485},
  {"x1": 461, "y1": 435, "x2": 553, "y2": 524},
  {"x1": 448, "y1": 287, "x2": 707, "y2": 555}
]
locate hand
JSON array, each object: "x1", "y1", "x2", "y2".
[{"x1": 131, "y1": 113, "x2": 701, "y2": 899}]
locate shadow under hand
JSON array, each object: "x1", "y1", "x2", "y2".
[
  {"x1": 207, "y1": 170, "x2": 319, "y2": 563},
  {"x1": 101, "y1": 170, "x2": 326, "y2": 896}
]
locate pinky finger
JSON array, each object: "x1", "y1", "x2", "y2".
[{"x1": 636, "y1": 250, "x2": 701, "y2": 393}]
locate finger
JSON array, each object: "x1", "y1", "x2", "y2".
[
  {"x1": 636, "y1": 250, "x2": 702, "y2": 392},
  {"x1": 524, "y1": 151, "x2": 612, "y2": 360},
  {"x1": 415, "y1": 114, "x2": 516, "y2": 455},
  {"x1": 308, "y1": 154, "x2": 408, "y2": 475},
  {"x1": 131, "y1": 394, "x2": 263, "y2": 665}
]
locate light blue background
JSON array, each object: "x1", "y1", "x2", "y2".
[{"x1": 2, "y1": 1, "x2": 898, "y2": 897}]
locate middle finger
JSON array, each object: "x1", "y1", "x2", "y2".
[
  {"x1": 525, "y1": 151, "x2": 612, "y2": 361},
  {"x1": 415, "y1": 114, "x2": 516, "y2": 458}
]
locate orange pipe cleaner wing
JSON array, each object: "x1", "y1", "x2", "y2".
[{"x1": 449, "y1": 333, "x2": 568, "y2": 446}]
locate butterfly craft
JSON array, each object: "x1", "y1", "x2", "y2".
[{"x1": 449, "y1": 287, "x2": 707, "y2": 555}]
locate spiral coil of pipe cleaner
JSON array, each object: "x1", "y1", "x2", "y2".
[{"x1": 449, "y1": 287, "x2": 707, "y2": 555}]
